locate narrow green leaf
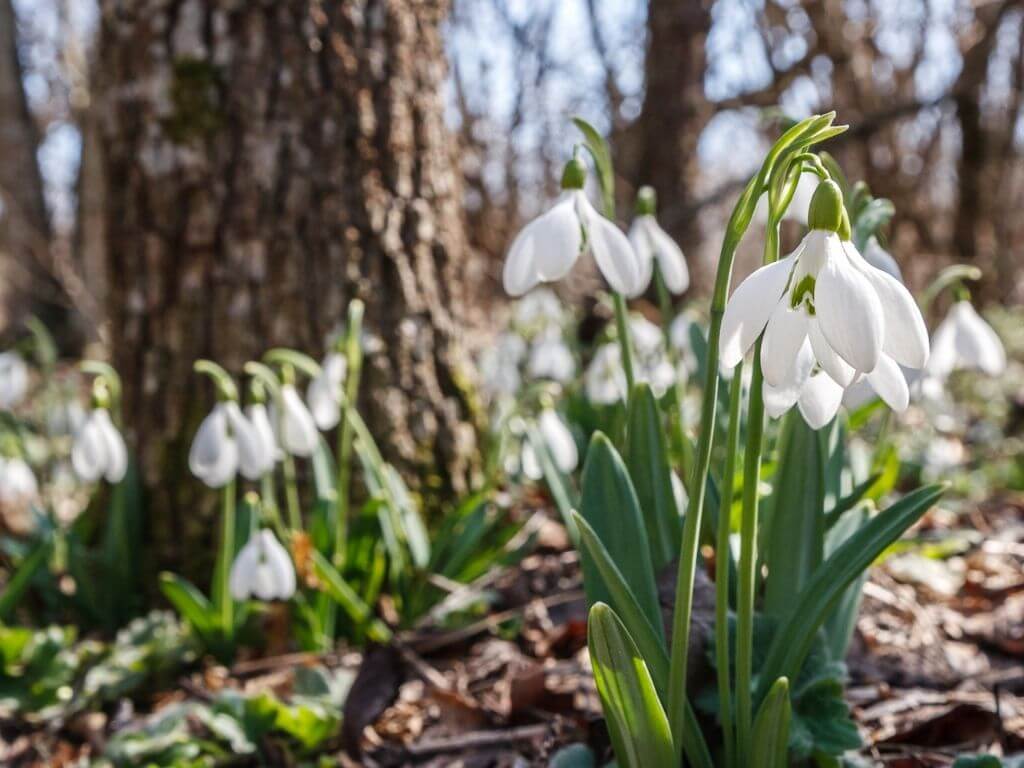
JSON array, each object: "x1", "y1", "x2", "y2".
[
  {"x1": 751, "y1": 677, "x2": 791, "y2": 768},
  {"x1": 625, "y1": 384, "x2": 681, "y2": 570},
  {"x1": 588, "y1": 603, "x2": 675, "y2": 768},
  {"x1": 572, "y1": 117, "x2": 615, "y2": 211},
  {"x1": 579, "y1": 433, "x2": 661, "y2": 634},
  {"x1": 824, "y1": 475, "x2": 879, "y2": 530},
  {"x1": 308, "y1": 551, "x2": 392, "y2": 643},
  {"x1": 159, "y1": 572, "x2": 217, "y2": 635},
  {"x1": 758, "y1": 485, "x2": 945, "y2": 694},
  {"x1": 822, "y1": 507, "x2": 870, "y2": 660},
  {"x1": 764, "y1": 410, "x2": 826, "y2": 617},
  {"x1": 0, "y1": 535, "x2": 51, "y2": 621}
]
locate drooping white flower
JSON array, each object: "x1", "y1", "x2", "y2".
[
  {"x1": 629, "y1": 193, "x2": 689, "y2": 295},
  {"x1": 926, "y1": 300, "x2": 1006, "y2": 380},
  {"x1": 480, "y1": 333, "x2": 526, "y2": 398},
  {"x1": 0, "y1": 457, "x2": 39, "y2": 507},
  {"x1": 72, "y1": 408, "x2": 128, "y2": 483},
  {"x1": 245, "y1": 402, "x2": 278, "y2": 473},
  {"x1": 722, "y1": 180, "x2": 928, "y2": 428},
  {"x1": 862, "y1": 237, "x2": 903, "y2": 282},
  {"x1": 585, "y1": 344, "x2": 628, "y2": 405},
  {"x1": 503, "y1": 159, "x2": 642, "y2": 297},
  {"x1": 629, "y1": 316, "x2": 665, "y2": 359},
  {"x1": 47, "y1": 398, "x2": 86, "y2": 437},
  {"x1": 189, "y1": 402, "x2": 264, "y2": 487},
  {"x1": 521, "y1": 409, "x2": 578, "y2": 480},
  {"x1": 0, "y1": 352, "x2": 29, "y2": 410},
  {"x1": 278, "y1": 385, "x2": 318, "y2": 457},
  {"x1": 229, "y1": 529, "x2": 296, "y2": 602},
  {"x1": 513, "y1": 288, "x2": 568, "y2": 337},
  {"x1": 307, "y1": 353, "x2": 347, "y2": 430},
  {"x1": 527, "y1": 337, "x2": 576, "y2": 383}
]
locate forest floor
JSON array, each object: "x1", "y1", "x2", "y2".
[{"x1": 5, "y1": 491, "x2": 1022, "y2": 767}]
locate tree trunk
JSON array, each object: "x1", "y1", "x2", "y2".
[
  {"x1": 0, "y1": 0, "x2": 68, "y2": 342},
  {"x1": 627, "y1": 0, "x2": 711, "y2": 290},
  {"x1": 95, "y1": 0, "x2": 479, "y2": 577}
]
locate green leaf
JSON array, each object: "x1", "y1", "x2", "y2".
[
  {"x1": 758, "y1": 485, "x2": 945, "y2": 694},
  {"x1": 788, "y1": 655, "x2": 861, "y2": 759},
  {"x1": 382, "y1": 465, "x2": 430, "y2": 568},
  {"x1": 579, "y1": 433, "x2": 661, "y2": 634},
  {"x1": 822, "y1": 507, "x2": 870, "y2": 661},
  {"x1": 764, "y1": 410, "x2": 826, "y2": 618},
  {"x1": 951, "y1": 757, "x2": 1003, "y2": 768},
  {"x1": 307, "y1": 551, "x2": 391, "y2": 643},
  {"x1": 625, "y1": 384, "x2": 681, "y2": 570},
  {"x1": 588, "y1": 603, "x2": 674, "y2": 768},
  {"x1": 159, "y1": 572, "x2": 217, "y2": 636},
  {"x1": 751, "y1": 677, "x2": 791, "y2": 768},
  {"x1": 852, "y1": 197, "x2": 895, "y2": 252},
  {"x1": 0, "y1": 534, "x2": 52, "y2": 622}
]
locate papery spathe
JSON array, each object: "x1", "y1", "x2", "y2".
[{"x1": 229, "y1": 529, "x2": 296, "y2": 601}]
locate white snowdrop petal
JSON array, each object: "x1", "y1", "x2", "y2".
[
  {"x1": 643, "y1": 216, "x2": 689, "y2": 294},
  {"x1": 528, "y1": 339, "x2": 576, "y2": 383},
  {"x1": 926, "y1": 314, "x2": 958, "y2": 380},
  {"x1": 245, "y1": 404, "x2": 278, "y2": 473},
  {"x1": 307, "y1": 374, "x2": 341, "y2": 431},
  {"x1": 503, "y1": 228, "x2": 541, "y2": 296},
  {"x1": 229, "y1": 543, "x2": 259, "y2": 601},
  {"x1": 280, "y1": 385, "x2": 319, "y2": 457},
  {"x1": 761, "y1": 339, "x2": 814, "y2": 419},
  {"x1": 72, "y1": 415, "x2": 107, "y2": 483},
  {"x1": 0, "y1": 352, "x2": 29, "y2": 410},
  {"x1": 953, "y1": 302, "x2": 1006, "y2": 376},
  {"x1": 189, "y1": 405, "x2": 231, "y2": 479},
  {"x1": 814, "y1": 237, "x2": 884, "y2": 373},
  {"x1": 262, "y1": 530, "x2": 296, "y2": 600},
  {"x1": 761, "y1": 304, "x2": 810, "y2": 389},
  {"x1": 797, "y1": 373, "x2": 844, "y2": 429},
  {"x1": 96, "y1": 411, "x2": 128, "y2": 483},
  {"x1": 762, "y1": 380, "x2": 799, "y2": 419},
  {"x1": 628, "y1": 218, "x2": 656, "y2": 294},
  {"x1": 808, "y1": 321, "x2": 856, "y2": 388},
  {"x1": 533, "y1": 197, "x2": 585, "y2": 282},
  {"x1": 847, "y1": 243, "x2": 928, "y2": 368},
  {"x1": 539, "y1": 410, "x2": 578, "y2": 473},
  {"x1": 578, "y1": 196, "x2": 642, "y2": 297},
  {"x1": 866, "y1": 354, "x2": 909, "y2": 412},
  {"x1": 862, "y1": 237, "x2": 903, "y2": 282},
  {"x1": 720, "y1": 256, "x2": 795, "y2": 369},
  {"x1": 225, "y1": 402, "x2": 265, "y2": 480},
  {"x1": 520, "y1": 442, "x2": 542, "y2": 480}
]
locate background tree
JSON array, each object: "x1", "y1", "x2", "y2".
[{"x1": 94, "y1": 0, "x2": 479, "y2": 576}]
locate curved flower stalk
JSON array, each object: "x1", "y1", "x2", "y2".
[
  {"x1": 754, "y1": 170, "x2": 818, "y2": 226},
  {"x1": 527, "y1": 335, "x2": 576, "y2": 384},
  {"x1": 229, "y1": 528, "x2": 296, "y2": 602},
  {"x1": 721, "y1": 180, "x2": 929, "y2": 429},
  {"x1": 72, "y1": 407, "x2": 128, "y2": 483},
  {"x1": 307, "y1": 352, "x2": 347, "y2": 431},
  {"x1": 502, "y1": 157, "x2": 643, "y2": 299},
  {"x1": 189, "y1": 401, "x2": 268, "y2": 487},
  {"x1": 629, "y1": 186, "x2": 689, "y2": 295},
  {"x1": 0, "y1": 455, "x2": 38, "y2": 507},
  {"x1": 0, "y1": 351, "x2": 29, "y2": 410},
  {"x1": 521, "y1": 408, "x2": 578, "y2": 480},
  {"x1": 926, "y1": 300, "x2": 1006, "y2": 380}
]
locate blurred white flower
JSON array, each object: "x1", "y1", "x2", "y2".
[
  {"x1": 245, "y1": 402, "x2": 278, "y2": 472},
  {"x1": 72, "y1": 408, "x2": 128, "y2": 483},
  {"x1": 926, "y1": 300, "x2": 1006, "y2": 380},
  {"x1": 630, "y1": 212, "x2": 689, "y2": 295},
  {"x1": 307, "y1": 353, "x2": 347, "y2": 430},
  {"x1": 278, "y1": 385, "x2": 319, "y2": 457},
  {"x1": 585, "y1": 344, "x2": 628, "y2": 405},
  {"x1": 189, "y1": 402, "x2": 264, "y2": 487},
  {"x1": 480, "y1": 333, "x2": 526, "y2": 398},
  {"x1": 229, "y1": 529, "x2": 296, "y2": 602},
  {"x1": 0, "y1": 352, "x2": 29, "y2": 410},
  {"x1": 521, "y1": 409, "x2": 578, "y2": 480},
  {"x1": 527, "y1": 337, "x2": 575, "y2": 383},
  {"x1": 629, "y1": 316, "x2": 665, "y2": 359},
  {"x1": 0, "y1": 456, "x2": 38, "y2": 507},
  {"x1": 47, "y1": 399, "x2": 86, "y2": 437},
  {"x1": 862, "y1": 237, "x2": 903, "y2": 282},
  {"x1": 513, "y1": 288, "x2": 567, "y2": 335},
  {"x1": 922, "y1": 435, "x2": 965, "y2": 476},
  {"x1": 503, "y1": 188, "x2": 642, "y2": 297}
]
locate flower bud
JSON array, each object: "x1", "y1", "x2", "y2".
[
  {"x1": 807, "y1": 179, "x2": 844, "y2": 233},
  {"x1": 634, "y1": 185, "x2": 657, "y2": 216},
  {"x1": 559, "y1": 156, "x2": 587, "y2": 190}
]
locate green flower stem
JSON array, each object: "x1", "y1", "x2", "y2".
[
  {"x1": 655, "y1": 265, "x2": 693, "y2": 483},
  {"x1": 218, "y1": 479, "x2": 237, "y2": 636},
  {"x1": 613, "y1": 292, "x2": 636, "y2": 393},
  {"x1": 282, "y1": 456, "x2": 302, "y2": 532},
  {"x1": 716, "y1": 363, "x2": 744, "y2": 768},
  {"x1": 334, "y1": 304, "x2": 364, "y2": 566},
  {"x1": 736, "y1": 218, "x2": 781, "y2": 762}
]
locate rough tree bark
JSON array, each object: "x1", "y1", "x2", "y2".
[
  {"x1": 627, "y1": 0, "x2": 711, "y2": 290},
  {"x1": 0, "y1": 0, "x2": 68, "y2": 341},
  {"x1": 95, "y1": 0, "x2": 479, "y2": 576}
]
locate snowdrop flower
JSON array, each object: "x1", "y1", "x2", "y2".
[
  {"x1": 513, "y1": 288, "x2": 567, "y2": 336},
  {"x1": 307, "y1": 353, "x2": 347, "y2": 430},
  {"x1": 480, "y1": 333, "x2": 526, "y2": 398},
  {"x1": 521, "y1": 409, "x2": 578, "y2": 480},
  {"x1": 229, "y1": 529, "x2": 296, "y2": 602},
  {"x1": 245, "y1": 402, "x2": 278, "y2": 470},
  {"x1": 629, "y1": 187, "x2": 689, "y2": 295},
  {"x1": 926, "y1": 300, "x2": 1006, "y2": 380},
  {"x1": 503, "y1": 157, "x2": 642, "y2": 297},
  {"x1": 72, "y1": 408, "x2": 128, "y2": 483},
  {"x1": 862, "y1": 237, "x2": 903, "y2": 282},
  {"x1": 278, "y1": 385, "x2": 318, "y2": 457},
  {"x1": 47, "y1": 399, "x2": 86, "y2": 437},
  {"x1": 629, "y1": 316, "x2": 666, "y2": 359},
  {"x1": 722, "y1": 180, "x2": 929, "y2": 428},
  {"x1": 0, "y1": 457, "x2": 38, "y2": 507},
  {"x1": 0, "y1": 352, "x2": 29, "y2": 410},
  {"x1": 189, "y1": 401, "x2": 265, "y2": 487},
  {"x1": 585, "y1": 344, "x2": 628, "y2": 405},
  {"x1": 527, "y1": 337, "x2": 576, "y2": 383}
]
